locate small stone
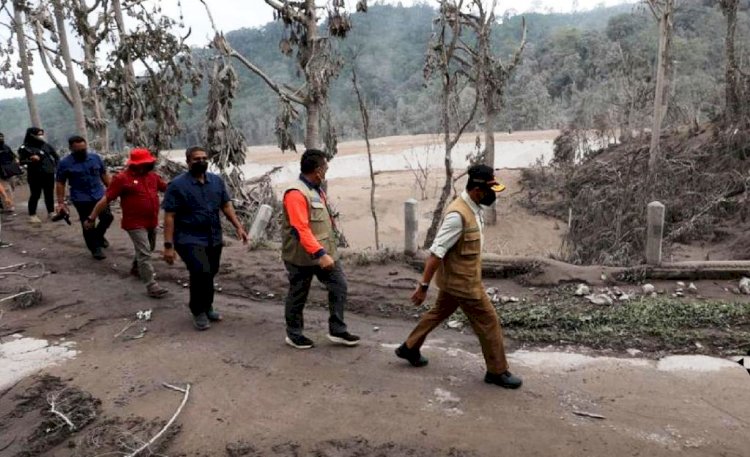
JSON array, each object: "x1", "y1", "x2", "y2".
[
  {"x1": 266, "y1": 293, "x2": 275, "y2": 299},
  {"x1": 499, "y1": 295, "x2": 511, "y2": 304},
  {"x1": 182, "y1": 283, "x2": 188, "y2": 288},
  {"x1": 626, "y1": 348, "x2": 642, "y2": 356},
  {"x1": 650, "y1": 292, "x2": 658, "y2": 298},
  {"x1": 21, "y1": 250, "x2": 27, "y2": 254},
  {"x1": 600, "y1": 274, "x2": 607, "y2": 281},
  {"x1": 574, "y1": 284, "x2": 590, "y2": 297},
  {"x1": 508, "y1": 296, "x2": 520, "y2": 303},
  {"x1": 642, "y1": 284, "x2": 656, "y2": 294},
  {"x1": 675, "y1": 291, "x2": 684, "y2": 297},
  {"x1": 447, "y1": 320, "x2": 464, "y2": 330},
  {"x1": 373, "y1": 326, "x2": 380, "y2": 332},
  {"x1": 618, "y1": 294, "x2": 631, "y2": 301},
  {"x1": 486, "y1": 287, "x2": 498, "y2": 295},
  {"x1": 677, "y1": 281, "x2": 686, "y2": 287},
  {"x1": 694, "y1": 342, "x2": 704, "y2": 349},
  {"x1": 675, "y1": 288, "x2": 684, "y2": 293},
  {"x1": 585, "y1": 294, "x2": 613, "y2": 306},
  {"x1": 739, "y1": 277, "x2": 750, "y2": 295},
  {"x1": 688, "y1": 283, "x2": 698, "y2": 294}
]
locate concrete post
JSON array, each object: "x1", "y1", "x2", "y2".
[
  {"x1": 249, "y1": 204, "x2": 273, "y2": 243},
  {"x1": 646, "y1": 201, "x2": 665, "y2": 265},
  {"x1": 405, "y1": 199, "x2": 419, "y2": 256}
]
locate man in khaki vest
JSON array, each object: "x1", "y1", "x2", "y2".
[
  {"x1": 281, "y1": 149, "x2": 360, "y2": 349},
  {"x1": 396, "y1": 164, "x2": 522, "y2": 389}
]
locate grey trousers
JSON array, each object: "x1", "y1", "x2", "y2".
[
  {"x1": 127, "y1": 228, "x2": 157, "y2": 287},
  {"x1": 284, "y1": 261, "x2": 348, "y2": 337}
]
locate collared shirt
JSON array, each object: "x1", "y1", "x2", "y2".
[
  {"x1": 161, "y1": 172, "x2": 231, "y2": 247},
  {"x1": 56, "y1": 152, "x2": 106, "y2": 203},
  {"x1": 283, "y1": 175, "x2": 330, "y2": 258},
  {"x1": 106, "y1": 169, "x2": 167, "y2": 231},
  {"x1": 429, "y1": 191, "x2": 484, "y2": 259}
]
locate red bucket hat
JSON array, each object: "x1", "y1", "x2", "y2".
[{"x1": 127, "y1": 148, "x2": 156, "y2": 166}]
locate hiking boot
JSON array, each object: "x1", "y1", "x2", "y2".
[
  {"x1": 395, "y1": 343, "x2": 429, "y2": 367},
  {"x1": 206, "y1": 309, "x2": 223, "y2": 322},
  {"x1": 29, "y1": 215, "x2": 42, "y2": 225},
  {"x1": 130, "y1": 261, "x2": 140, "y2": 277},
  {"x1": 147, "y1": 282, "x2": 169, "y2": 298},
  {"x1": 193, "y1": 313, "x2": 211, "y2": 331},
  {"x1": 285, "y1": 334, "x2": 314, "y2": 350},
  {"x1": 92, "y1": 248, "x2": 106, "y2": 260},
  {"x1": 484, "y1": 371, "x2": 523, "y2": 389},
  {"x1": 327, "y1": 332, "x2": 360, "y2": 347}
]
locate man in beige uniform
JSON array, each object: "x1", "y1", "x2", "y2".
[{"x1": 396, "y1": 164, "x2": 522, "y2": 389}]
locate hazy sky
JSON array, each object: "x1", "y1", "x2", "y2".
[{"x1": 0, "y1": 0, "x2": 637, "y2": 100}]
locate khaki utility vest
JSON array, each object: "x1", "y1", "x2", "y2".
[
  {"x1": 282, "y1": 180, "x2": 338, "y2": 266},
  {"x1": 435, "y1": 197, "x2": 484, "y2": 299}
]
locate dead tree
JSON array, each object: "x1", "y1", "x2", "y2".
[
  {"x1": 50, "y1": 0, "x2": 86, "y2": 137},
  {"x1": 423, "y1": 0, "x2": 479, "y2": 249},
  {"x1": 718, "y1": 0, "x2": 748, "y2": 124},
  {"x1": 645, "y1": 0, "x2": 675, "y2": 174},
  {"x1": 0, "y1": 1, "x2": 42, "y2": 127},
  {"x1": 101, "y1": 1, "x2": 201, "y2": 153},
  {"x1": 352, "y1": 67, "x2": 380, "y2": 249},
  {"x1": 457, "y1": 0, "x2": 526, "y2": 225},
  {"x1": 201, "y1": 0, "x2": 367, "y2": 157}
]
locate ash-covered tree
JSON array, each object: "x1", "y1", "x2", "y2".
[
  {"x1": 0, "y1": 0, "x2": 42, "y2": 127},
  {"x1": 202, "y1": 0, "x2": 368, "y2": 158},
  {"x1": 422, "y1": 0, "x2": 480, "y2": 249}
]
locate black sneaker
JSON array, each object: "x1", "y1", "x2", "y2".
[
  {"x1": 395, "y1": 343, "x2": 429, "y2": 367},
  {"x1": 207, "y1": 309, "x2": 223, "y2": 322},
  {"x1": 193, "y1": 313, "x2": 211, "y2": 331},
  {"x1": 484, "y1": 371, "x2": 523, "y2": 389},
  {"x1": 327, "y1": 332, "x2": 360, "y2": 347},
  {"x1": 92, "y1": 248, "x2": 106, "y2": 260},
  {"x1": 285, "y1": 334, "x2": 314, "y2": 350}
]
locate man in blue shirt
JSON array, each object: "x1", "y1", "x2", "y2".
[
  {"x1": 162, "y1": 146, "x2": 248, "y2": 330},
  {"x1": 55, "y1": 136, "x2": 112, "y2": 260}
]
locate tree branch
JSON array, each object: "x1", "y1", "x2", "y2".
[
  {"x1": 229, "y1": 49, "x2": 306, "y2": 106},
  {"x1": 33, "y1": 22, "x2": 73, "y2": 106},
  {"x1": 449, "y1": 88, "x2": 479, "y2": 150}
]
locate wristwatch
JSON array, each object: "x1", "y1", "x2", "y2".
[
  {"x1": 419, "y1": 282, "x2": 429, "y2": 292},
  {"x1": 164, "y1": 242, "x2": 174, "y2": 249}
]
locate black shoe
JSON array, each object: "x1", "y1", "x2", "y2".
[
  {"x1": 395, "y1": 343, "x2": 429, "y2": 367},
  {"x1": 92, "y1": 248, "x2": 106, "y2": 260},
  {"x1": 193, "y1": 313, "x2": 211, "y2": 331},
  {"x1": 285, "y1": 334, "x2": 314, "y2": 349},
  {"x1": 101, "y1": 237, "x2": 109, "y2": 248},
  {"x1": 328, "y1": 332, "x2": 360, "y2": 347},
  {"x1": 484, "y1": 371, "x2": 523, "y2": 389},
  {"x1": 207, "y1": 309, "x2": 223, "y2": 322}
]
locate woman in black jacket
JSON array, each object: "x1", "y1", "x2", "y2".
[
  {"x1": 18, "y1": 127, "x2": 59, "y2": 224},
  {"x1": 0, "y1": 132, "x2": 21, "y2": 212}
]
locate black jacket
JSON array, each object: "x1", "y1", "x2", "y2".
[
  {"x1": 18, "y1": 129, "x2": 58, "y2": 176},
  {"x1": 0, "y1": 142, "x2": 23, "y2": 179}
]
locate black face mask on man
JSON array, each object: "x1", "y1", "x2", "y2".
[
  {"x1": 190, "y1": 161, "x2": 208, "y2": 175},
  {"x1": 479, "y1": 187, "x2": 497, "y2": 207},
  {"x1": 72, "y1": 149, "x2": 87, "y2": 161}
]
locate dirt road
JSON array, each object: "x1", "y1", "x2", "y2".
[{"x1": 0, "y1": 208, "x2": 748, "y2": 456}]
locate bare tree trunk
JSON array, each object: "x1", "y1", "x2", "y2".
[
  {"x1": 352, "y1": 69, "x2": 379, "y2": 249},
  {"x1": 424, "y1": 86, "x2": 455, "y2": 249},
  {"x1": 303, "y1": 0, "x2": 321, "y2": 150},
  {"x1": 648, "y1": 0, "x2": 674, "y2": 173},
  {"x1": 305, "y1": 102, "x2": 321, "y2": 150},
  {"x1": 81, "y1": 37, "x2": 108, "y2": 152},
  {"x1": 12, "y1": 2, "x2": 41, "y2": 128},
  {"x1": 111, "y1": 0, "x2": 135, "y2": 81},
  {"x1": 483, "y1": 105, "x2": 497, "y2": 225},
  {"x1": 52, "y1": 0, "x2": 87, "y2": 137},
  {"x1": 721, "y1": 0, "x2": 740, "y2": 121}
]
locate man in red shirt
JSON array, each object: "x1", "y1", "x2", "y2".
[{"x1": 86, "y1": 148, "x2": 169, "y2": 298}]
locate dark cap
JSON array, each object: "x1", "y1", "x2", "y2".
[{"x1": 467, "y1": 164, "x2": 505, "y2": 192}]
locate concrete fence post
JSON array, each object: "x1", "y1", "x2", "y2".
[
  {"x1": 646, "y1": 201, "x2": 665, "y2": 265},
  {"x1": 249, "y1": 204, "x2": 273, "y2": 243},
  {"x1": 405, "y1": 199, "x2": 419, "y2": 256}
]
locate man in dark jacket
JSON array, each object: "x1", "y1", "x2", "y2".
[
  {"x1": 0, "y1": 132, "x2": 21, "y2": 212},
  {"x1": 18, "y1": 127, "x2": 59, "y2": 224}
]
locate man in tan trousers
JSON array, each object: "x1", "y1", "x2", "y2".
[{"x1": 396, "y1": 164, "x2": 522, "y2": 389}]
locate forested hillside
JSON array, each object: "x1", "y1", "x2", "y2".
[{"x1": 0, "y1": 1, "x2": 746, "y2": 149}]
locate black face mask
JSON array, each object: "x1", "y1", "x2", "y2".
[
  {"x1": 72, "y1": 149, "x2": 87, "y2": 161},
  {"x1": 479, "y1": 189, "x2": 497, "y2": 207},
  {"x1": 190, "y1": 162, "x2": 208, "y2": 175}
]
